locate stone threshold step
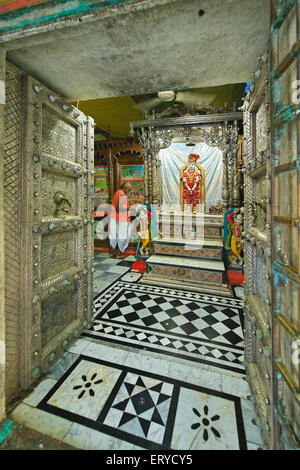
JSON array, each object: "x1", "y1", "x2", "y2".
[
  {"x1": 147, "y1": 255, "x2": 225, "y2": 272},
  {"x1": 153, "y1": 237, "x2": 224, "y2": 247},
  {"x1": 139, "y1": 275, "x2": 233, "y2": 297}
]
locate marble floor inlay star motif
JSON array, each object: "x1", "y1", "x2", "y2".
[
  {"x1": 104, "y1": 373, "x2": 173, "y2": 442},
  {"x1": 36, "y1": 356, "x2": 248, "y2": 450}
]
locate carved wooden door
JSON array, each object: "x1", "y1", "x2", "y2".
[
  {"x1": 270, "y1": 0, "x2": 300, "y2": 450},
  {"x1": 22, "y1": 75, "x2": 94, "y2": 389},
  {"x1": 244, "y1": 0, "x2": 300, "y2": 450}
]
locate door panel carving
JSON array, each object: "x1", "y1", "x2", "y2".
[
  {"x1": 256, "y1": 102, "x2": 268, "y2": 154},
  {"x1": 41, "y1": 231, "x2": 75, "y2": 280},
  {"x1": 41, "y1": 285, "x2": 77, "y2": 346},
  {"x1": 243, "y1": 43, "x2": 273, "y2": 447},
  {"x1": 254, "y1": 253, "x2": 269, "y2": 308},
  {"x1": 254, "y1": 177, "x2": 268, "y2": 231},
  {"x1": 42, "y1": 106, "x2": 77, "y2": 162}
]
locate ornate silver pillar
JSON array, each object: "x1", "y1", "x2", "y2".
[
  {"x1": 221, "y1": 122, "x2": 230, "y2": 209},
  {"x1": 135, "y1": 126, "x2": 150, "y2": 204},
  {"x1": 147, "y1": 127, "x2": 160, "y2": 205},
  {"x1": 222, "y1": 120, "x2": 240, "y2": 208},
  {"x1": 232, "y1": 120, "x2": 240, "y2": 206},
  {"x1": 135, "y1": 125, "x2": 161, "y2": 205}
]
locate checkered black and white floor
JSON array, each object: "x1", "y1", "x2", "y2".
[
  {"x1": 10, "y1": 252, "x2": 262, "y2": 450},
  {"x1": 87, "y1": 280, "x2": 245, "y2": 375}
]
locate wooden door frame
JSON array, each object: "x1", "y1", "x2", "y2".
[{"x1": 270, "y1": 0, "x2": 300, "y2": 450}]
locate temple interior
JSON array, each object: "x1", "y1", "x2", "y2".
[{"x1": 0, "y1": 0, "x2": 299, "y2": 451}]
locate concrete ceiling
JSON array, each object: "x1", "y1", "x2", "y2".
[{"x1": 4, "y1": 0, "x2": 270, "y2": 101}]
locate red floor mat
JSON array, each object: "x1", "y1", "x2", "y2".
[
  {"x1": 132, "y1": 259, "x2": 147, "y2": 273},
  {"x1": 227, "y1": 269, "x2": 244, "y2": 285}
]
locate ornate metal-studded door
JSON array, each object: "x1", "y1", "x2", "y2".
[
  {"x1": 22, "y1": 75, "x2": 94, "y2": 389},
  {"x1": 243, "y1": 43, "x2": 274, "y2": 449},
  {"x1": 270, "y1": 0, "x2": 300, "y2": 450}
]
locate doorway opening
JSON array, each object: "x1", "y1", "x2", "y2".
[{"x1": 2, "y1": 0, "x2": 297, "y2": 452}]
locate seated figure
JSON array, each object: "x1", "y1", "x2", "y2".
[{"x1": 180, "y1": 154, "x2": 205, "y2": 213}]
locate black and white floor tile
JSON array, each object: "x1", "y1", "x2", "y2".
[
  {"x1": 8, "y1": 253, "x2": 259, "y2": 450},
  {"x1": 93, "y1": 253, "x2": 136, "y2": 295},
  {"x1": 120, "y1": 272, "x2": 142, "y2": 283},
  {"x1": 233, "y1": 286, "x2": 245, "y2": 300},
  {"x1": 86, "y1": 278, "x2": 245, "y2": 375},
  {"x1": 32, "y1": 355, "x2": 248, "y2": 450},
  {"x1": 10, "y1": 340, "x2": 262, "y2": 450}
]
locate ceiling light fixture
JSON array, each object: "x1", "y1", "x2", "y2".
[
  {"x1": 185, "y1": 138, "x2": 196, "y2": 147},
  {"x1": 157, "y1": 90, "x2": 176, "y2": 102}
]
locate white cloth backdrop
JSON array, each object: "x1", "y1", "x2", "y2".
[{"x1": 159, "y1": 142, "x2": 223, "y2": 212}]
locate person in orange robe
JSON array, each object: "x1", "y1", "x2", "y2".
[{"x1": 109, "y1": 182, "x2": 131, "y2": 259}]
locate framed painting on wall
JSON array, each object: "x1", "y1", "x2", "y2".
[
  {"x1": 94, "y1": 165, "x2": 109, "y2": 207},
  {"x1": 120, "y1": 164, "x2": 144, "y2": 206}
]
